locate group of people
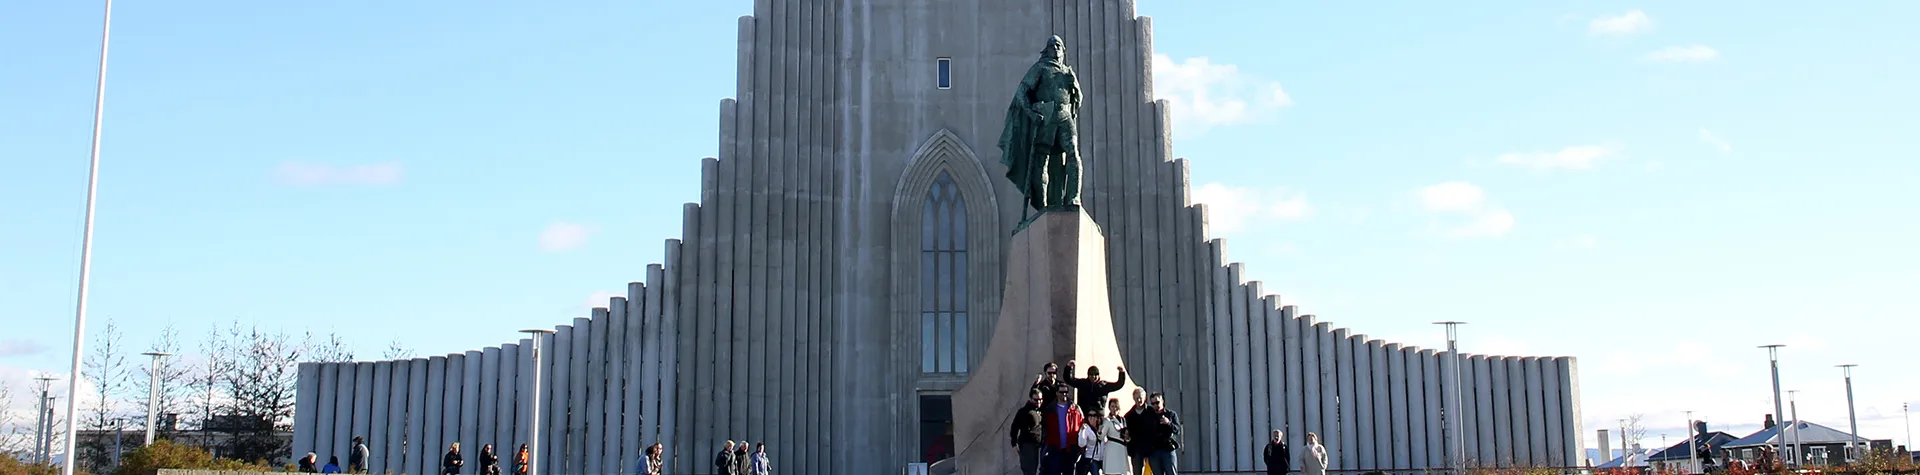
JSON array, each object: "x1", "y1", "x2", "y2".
[
  {"x1": 1007, "y1": 361, "x2": 1334, "y2": 475},
  {"x1": 1008, "y1": 361, "x2": 1180, "y2": 475},
  {"x1": 302, "y1": 437, "x2": 671, "y2": 475},
  {"x1": 299, "y1": 436, "x2": 379, "y2": 474},
  {"x1": 710, "y1": 440, "x2": 773, "y2": 475}
]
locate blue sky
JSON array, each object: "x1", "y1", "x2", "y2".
[{"x1": 3, "y1": 0, "x2": 1917, "y2": 454}]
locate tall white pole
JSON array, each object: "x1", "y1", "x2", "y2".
[
  {"x1": 1686, "y1": 410, "x2": 1698, "y2": 474},
  {"x1": 140, "y1": 352, "x2": 170, "y2": 446},
  {"x1": 1788, "y1": 390, "x2": 1801, "y2": 467},
  {"x1": 520, "y1": 329, "x2": 554, "y2": 475},
  {"x1": 1434, "y1": 321, "x2": 1467, "y2": 473},
  {"x1": 1760, "y1": 345, "x2": 1786, "y2": 470},
  {"x1": 62, "y1": 0, "x2": 114, "y2": 474},
  {"x1": 1838, "y1": 365, "x2": 1860, "y2": 463}
]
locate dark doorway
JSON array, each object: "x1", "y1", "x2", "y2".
[{"x1": 919, "y1": 394, "x2": 954, "y2": 463}]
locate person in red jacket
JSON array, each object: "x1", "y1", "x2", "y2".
[{"x1": 1040, "y1": 385, "x2": 1085, "y2": 475}]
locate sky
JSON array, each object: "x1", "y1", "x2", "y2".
[{"x1": 3, "y1": 0, "x2": 1918, "y2": 457}]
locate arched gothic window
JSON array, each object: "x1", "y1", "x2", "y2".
[{"x1": 921, "y1": 171, "x2": 968, "y2": 374}]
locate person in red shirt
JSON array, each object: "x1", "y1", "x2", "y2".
[{"x1": 1040, "y1": 385, "x2": 1085, "y2": 475}]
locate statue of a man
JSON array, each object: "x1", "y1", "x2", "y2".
[{"x1": 998, "y1": 35, "x2": 1084, "y2": 214}]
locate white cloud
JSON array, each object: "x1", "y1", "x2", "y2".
[
  {"x1": 1555, "y1": 234, "x2": 1600, "y2": 250},
  {"x1": 1192, "y1": 183, "x2": 1312, "y2": 235},
  {"x1": 582, "y1": 291, "x2": 621, "y2": 310},
  {"x1": 1645, "y1": 45, "x2": 1719, "y2": 62},
  {"x1": 1416, "y1": 182, "x2": 1514, "y2": 239},
  {"x1": 1495, "y1": 145, "x2": 1614, "y2": 171},
  {"x1": 1698, "y1": 129, "x2": 1733, "y2": 155},
  {"x1": 537, "y1": 222, "x2": 594, "y2": 252},
  {"x1": 1152, "y1": 54, "x2": 1293, "y2": 135},
  {"x1": 275, "y1": 161, "x2": 404, "y2": 186},
  {"x1": 1589, "y1": 10, "x2": 1653, "y2": 35}
]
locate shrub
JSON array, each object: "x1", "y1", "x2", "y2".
[
  {"x1": 111, "y1": 440, "x2": 271, "y2": 475},
  {"x1": 0, "y1": 452, "x2": 65, "y2": 475}
]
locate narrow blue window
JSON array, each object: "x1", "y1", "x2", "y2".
[{"x1": 937, "y1": 58, "x2": 952, "y2": 89}]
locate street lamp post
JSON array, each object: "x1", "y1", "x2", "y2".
[
  {"x1": 1433, "y1": 321, "x2": 1467, "y2": 473},
  {"x1": 33, "y1": 376, "x2": 57, "y2": 466},
  {"x1": 1760, "y1": 344, "x2": 1787, "y2": 469},
  {"x1": 1788, "y1": 390, "x2": 1802, "y2": 467},
  {"x1": 140, "y1": 352, "x2": 171, "y2": 446},
  {"x1": 1686, "y1": 410, "x2": 1698, "y2": 474},
  {"x1": 1838, "y1": 364, "x2": 1860, "y2": 463},
  {"x1": 519, "y1": 329, "x2": 555, "y2": 475}
]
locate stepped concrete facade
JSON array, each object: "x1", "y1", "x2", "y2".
[{"x1": 291, "y1": 1, "x2": 1584, "y2": 474}]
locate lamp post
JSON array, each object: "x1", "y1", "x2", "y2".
[
  {"x1": 1838, "y1": 364, "x2": 1860, "y2": 462},
  {"x1": 32, "y1": 376, "x2": 58, "y2": 466},
  {"x1": 1759, "y1": 344, "x2": 1786, "y2": 469},
  {"x1": 1686, "y1": 410, "x2": 1698, "y2": 474},
  {"x1": 62, "y1": 1, "x2": 115, "y2": 474},
  {"x1": 139, "y1": 352, "x2": 171, "y2": 446},
  {"x1": 519, "y1": 329, "x2": 555, "y2": 475},
  {"x1": 1788, "y1": 390, "x2": 1802, "y2": 467},
  {"x1": 1433, "y1": 321, "x2": 1467, "y2": 473}
]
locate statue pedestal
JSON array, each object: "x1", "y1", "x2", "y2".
[{"x1": 952, "y1": 210, "x2": 1137, "y2": 474}]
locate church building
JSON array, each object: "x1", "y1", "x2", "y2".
[{"x1": 290, "y1": 1, "x2": 1584, "y2": 474}]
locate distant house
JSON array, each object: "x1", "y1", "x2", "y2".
[
  {"x1": 1647, "y1": 431, "x2": 1741, "y2": 472},
  {"x1": 1596, "y1": 446, "x2": 1657, "y2": 469},
  {"x1": 1721, "y1": 419, "x2": 1893, "y2": 466}
]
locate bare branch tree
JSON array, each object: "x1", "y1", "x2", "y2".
[
  {"x1": 215, "y1": 324, "x2": 304, "y2": 465},
  {"x1": 382, "y1": 340, "x2": 414, "y2": 360},
  {"x1": 78, "y1": 318, "x2": 134, "y2": 472},
  {"x1": 1622, "y1": 413, "x2": 1649, "y2": 449},
  {"x1": 306, "y1": 332, "x2": 354, "y2": 363},
  {"x1": 189, "y1": 323, "x2": 234, "y2": 436},
  {"x1": 0, "y1": 379, "x2": 21, "y2": 457}
]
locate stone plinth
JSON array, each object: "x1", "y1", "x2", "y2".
[{"x1": 953, "y1": 210, "x2": 1138, "y2": 475}]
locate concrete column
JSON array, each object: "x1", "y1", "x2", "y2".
[
  {"x1": 442, "y1": 354, "x2": 465, "y2": 473},
  {"x1": 294, "y1": 363, "x2": 319, "y2": 465},
  {"x1": 1369, "y1": 340, "x2": 1390, "y2": 469},
  {"x1": 478, "y1": 347, "x2": 499, "y2": 458},
  {"x1": 1387, "y1": 344, "x2": 1410, "y2": 471},
  {"x1": 1353, "y1": 335, "x2": 1375, "y2": 469},
  {"x1": 1261, "y1": 296, "x2": 1287, "y2": 465},
  {"x1": 518, "y1": 338, "x2": 535, "y2": 458},
  {"x1": 1524, "y1": 357, "x2": 1548, "y2": 465},
  {"x1": 1237, "y1": 288, "x2": 1267, "y2": 471},
  {"x1": 1541, "y1": 356, "x2": 1565, "y2": 466},
  {"x1": 1502, "y1": 357, "x2": 1527, "y2": 465},
  {"x1": 1207, "y1": 240, "x2": 1232, "y2": 469},
  {"x1": 316, "y1": 363, "x2": 339, "y2": 465},
  {"x1": 624, "y1": 283, "x2": 649, "y2": 470},
  {"x1": 605, "y1": 296, "x2": 631, "y2": 474},
  {"x1": 541, "y1": 328, "x2": 566, "y2": 475},
  {"x1": 659, "y1": 238, "x2": 686, "y2": 462},
  {"x1": 584, "y1": 309, "x2": 609, "y2": 475},
  {"x1": 1488, "y1": 356, "x2": 1513, "y2": 466},
  {"x1": 498, "y1": 342, "x2": 519, "y2": 459},
  {"x1": 1334, "y1": 329, "x2": 1357, "y2": 470},
  {"x1": 1299, "y1": 317, "x2": 1323, "y2": 465},
  {"x1": 369, "y1": 361, "x2": 392, "y2": 475},
  {"x1": 1457, "y1": 353, "x2": 1478, "y2": 466},
  {"x1": 1405, "y1": 348, "x2": 1436, "y2": 471},
  {"x1": 1315, "y1": 322, "x2": 1336, "y2": 461},
  {"x1": 461, "y1": 350, "x2": 483, "y2": 473},
  {"x1": 1228, "y1": 267, "x2": 1254, "y2": 470},
  {"x1": 1472, "y1": 355, "x2": 1496, "y2": 465},
  {"x1": 1283, "y1": 308, "x2": 1307, "y2": 470},
  {"x1": 387, "y1": 359, "x2": 412, "y2": 475},
  {"x1": 1416, "y1": 349, "x2": 1440, "y2": 471},
  {"x1": 423, "y1": 356, "x2": 445, "y2": 475},
  {"x1": 1556, "y1": 357, "x2": 1584, "y2": 468},
  {"x1": 333, "y1": 363, "x2": 358, "y2": 462},
  {"x1": 351, "y1": 362, "x2": 374, "y2": 461},
  {"x1": 566, "y1": 317, "x2": 592, "y2": 475},
  {"x1": 406, "y1": 358, "x2": 428, "y2": 475}
]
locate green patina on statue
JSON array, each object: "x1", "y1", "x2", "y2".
[{"x1": 999, "y1": 35, "x2": 1085, "y2": 233}]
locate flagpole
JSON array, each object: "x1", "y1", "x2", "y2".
[{"x1": 61, "y1": 0, "x2": 114, "y2": 474}]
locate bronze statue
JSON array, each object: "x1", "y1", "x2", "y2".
[{"x1": 999, "y1": 35, "x2": 1084, "y2": 224}]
